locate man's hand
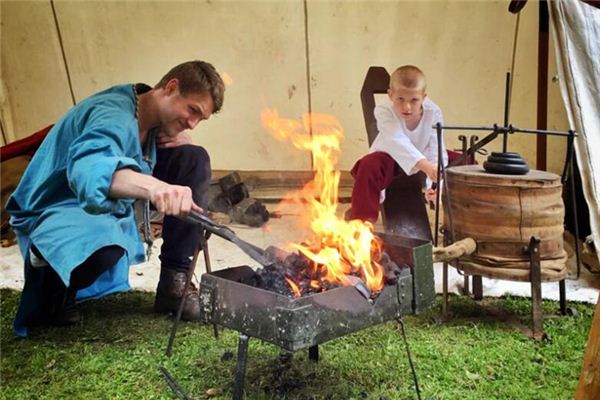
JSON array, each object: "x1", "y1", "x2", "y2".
[
  {"x1": 415, "y1": 159, "x2": 438, "y2": 182},
  {"x1": 156, "y1": 131, "x2": 193, "y2": 149},
  {"x1": 148, "y1": 181, "x2": 203, "y2": 216},
  {"x1": 109, "y1": 169, "x2": 202, "y2": 216}
]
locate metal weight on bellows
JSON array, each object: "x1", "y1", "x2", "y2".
[{"x1": 483, "y1": 151, "x2": 530, "y2": 175}]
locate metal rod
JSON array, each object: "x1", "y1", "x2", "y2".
[
  {"x1": 166, "y1": 235, "x2": 203, "y2": 357},
  {"x1": 434, "y1": 123, "x2": 443, "y2": 247},
  {"x1": 397, "y1": 318, "x2": 422, "y2": 400},
  {"x1": 568, "y1": 135, "x2": 582, "y2": 280},
  {"x1": 472, "y1": 276, "x2": 483, "y2": 300},
  {"x1": 442, "y1": 261, "x2": 448, "y2": 318},
  {"x1": 201, "y1": 230, "x2": 212, "y2": 273},
  {"x1": 469, "y1": 135, "x2": 479, "y2": 163},
  {"x1": 234, "y1": 334, "x2": 250, "y2": 400},
  {"x1": 503, "y1": 72, "x2": 511, "y2": 152},
  {"x1": 199, "y1": 230, "x2": 220, "y2": 338},
  {"x1": 441, "y1": 161, "x2": 455, "y2": 245},
  {"x1": 435, "y1": 124, "x2": 576, "y2": 137},
  {"x1": 559, "y1": 279, "x2": 567, "y2": 316},
  {"x1": 159, "y1": 366, "x2": 192, "y2": 400}
]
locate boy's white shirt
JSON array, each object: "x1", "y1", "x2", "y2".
[
  {"x1": 368, "y1": 98, "x2": 448, "y2": 202},
  {"x1": 369, "y1": 98, "x2": 448, "y2": 173}
]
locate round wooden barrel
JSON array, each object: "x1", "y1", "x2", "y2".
[{"x1": 444, "y1": 165, "x2": 567, "y2": 282}]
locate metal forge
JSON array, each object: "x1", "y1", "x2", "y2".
[
  {"x1": 198, "y1": 232, "x2": 434, "y2": 399},
  {"x1": 162, "y1": 108, "x2": 442, "y2": 399}
]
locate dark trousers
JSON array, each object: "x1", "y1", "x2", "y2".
[{"x1": 153, "y1": 145, "x2": 211, "y2": 273}]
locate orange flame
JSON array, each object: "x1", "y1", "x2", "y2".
[
  {"x1": 261, "y1": 108, "x2": 384, "y2": 294},
  {"x1": 285, "y1": 278, "x2": 302, "y2": 298}
]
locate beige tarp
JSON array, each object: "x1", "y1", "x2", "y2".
[{"x1": 549, "y1": 0, "x2": 600, "y2": 264}]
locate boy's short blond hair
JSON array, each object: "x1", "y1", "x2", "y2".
[{"x1": 390, "y1": 65, "x2": 426, "y2": 92}]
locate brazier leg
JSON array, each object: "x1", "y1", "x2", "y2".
[
  {"x1": 234, "y1": 334, "x2": 250, "y2": 400},
  {"x1": 472, "y1": 275, "x2": 483, "y2": 300},
  {"x1": 308, "y1": 345, "x2": 319, "y2": 362}
]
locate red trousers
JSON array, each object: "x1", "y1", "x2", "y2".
[{"x1": 350, "y1": 152, "x2": 398, "y2": 221}]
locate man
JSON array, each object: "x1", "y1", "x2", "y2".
[{"x1": 6, "y1": 61, "x2": 225, "y2": 336}]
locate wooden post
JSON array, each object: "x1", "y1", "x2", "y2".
[{"x1": 575, "y1": 294, "x2": 600, "y2": 400}]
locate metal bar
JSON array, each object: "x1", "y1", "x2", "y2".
[
  {"x1": 442, "y1": 261, "x2": 449, "y2": 318},
  {"x1": 434, "y1": 123, "x2": 443, "y2": 247},
  {"x1": 537, "y1": 0, "x2": 549, "y2": 170},
  {"x1": 559, "y1": 279, "x2": 567, "y2": 316},
  {"x1": 234, "y1": 334, "x2": 250, "y2": 400},
  {"x1": 199, "y1": 230, "x2": 220, "y2": 338},
  {"x1": 397, "y1": 318, "x2": 422, "y2": 400},
  {"x1": 181, "y1": 210, "x2": 271, "y2": 267},
  {"x1": 436, "y1": 124, "x2": 576, "y2": 137},
  {"x1": 166, "y1": 235, "x2": 202, "y2": 357},
  {"x1": 528, "y1": 236, "x2": 544, "y2": 340},
  {"x1": 472, "y1": 276, "x2": 483, "y2": 300},
  {"x1": 441, "y1": 160, "x2": 455, "y2": 244},
  {"x1": 308, "y1": 345, "x2": 319, "y2": 362},
  {"x1": 469, "y1": 135, "x2": 479, "y2": 164},
  {"x1": 567, "y1": 132, "x2": 582, "y2": 280},
  {"x1": 201, "y1": 230, "x2": 212, "y2": 273},
  {"x1": 503, "y1": 72, "x2": 511, "y2": 152},
  {"x1": 463, "y1": 275, "x2": 470, "y2": 296},
  {"x1": 159, "y1": 366, "x2": 192, "y2": 400}
]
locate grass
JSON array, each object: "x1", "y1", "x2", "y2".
[{"x1": 0, "y1": 289, "x2": 593, "y2": 400}]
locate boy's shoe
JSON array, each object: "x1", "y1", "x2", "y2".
[{"x1": 154, "y1": 269, "x2": 201, "y2": 321}]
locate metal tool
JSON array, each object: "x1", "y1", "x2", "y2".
[{"x1": 181, "y1": 210, "x2": 271, "y2": 267}]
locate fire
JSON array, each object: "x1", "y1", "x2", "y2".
[
  {"x1": 285, "y1": 278, "x2": 302, "y2": 297},
  {"x1": 261, "y1": 108, "x2": 384, "y2": 295}
]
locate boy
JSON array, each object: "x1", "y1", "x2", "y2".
[
  {"x1": 350, "y1": 65, "x2": 447, "y2": 222},
  {"x1": 7, "y1": 61, "x2": 225, "y2": 336}
]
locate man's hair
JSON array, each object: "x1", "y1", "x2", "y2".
[
  {"x1": 390, "y1": 65, "x2": 426, "y2": 91},
  {"x1": 156, "y1": 61, "x2": 225, "y2": 113}
]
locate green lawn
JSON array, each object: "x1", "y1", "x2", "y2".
[{"x1": 0, "y1": 289, "x2": 593, "y2": 399}]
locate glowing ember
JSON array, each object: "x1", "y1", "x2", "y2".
[{"x1": 261, "y1": 108, "x2": 384, "y2": 296}]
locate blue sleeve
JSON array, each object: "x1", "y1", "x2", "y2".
[{"x1": 66, "y1": 107, "x2": 142, "y2": 215}]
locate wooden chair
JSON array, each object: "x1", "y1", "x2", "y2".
[{"x1": 359, "y1": 66, "x2": 432, "y2": 242}]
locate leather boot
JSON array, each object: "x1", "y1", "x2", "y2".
[
  {"x1": 154, "y1": 269, "x2": 201, "y2": 321},
  {"x1": 44, "y1": 287, "x2": 80, "y2": 326}
]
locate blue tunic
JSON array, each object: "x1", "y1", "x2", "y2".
[{"x1": 6, "y1": 84, "x2": 156, "y2": 337}]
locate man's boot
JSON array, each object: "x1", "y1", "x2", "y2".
[
  {"x1": 154, "y1": 269, "x2": 201, "y2": 321},
  {"x1": 49, "y1": 287, "x2": 80, "y2": 326}
]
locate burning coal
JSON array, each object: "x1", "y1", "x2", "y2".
[
  {"x1": 242, "y1": 246, "x2": 409, "y2": 300},
  {"x1": 260, "y1": 108, "x2": 387, "y2": 296}
]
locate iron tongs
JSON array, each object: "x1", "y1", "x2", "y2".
[{"x1": 181, "y1": 210, "x2": 271, "y2": 267}]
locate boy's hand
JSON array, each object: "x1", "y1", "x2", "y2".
[
  {"x1": 425, "y1": 188, "x2": 437, "y2": 203},
  {"x1": 416, "y1": 159, "x2": 438, "y2": 182}
]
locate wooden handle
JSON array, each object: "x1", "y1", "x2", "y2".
[{"x1": 432, "y1": 238, "x2": 476, "y2": 263}]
